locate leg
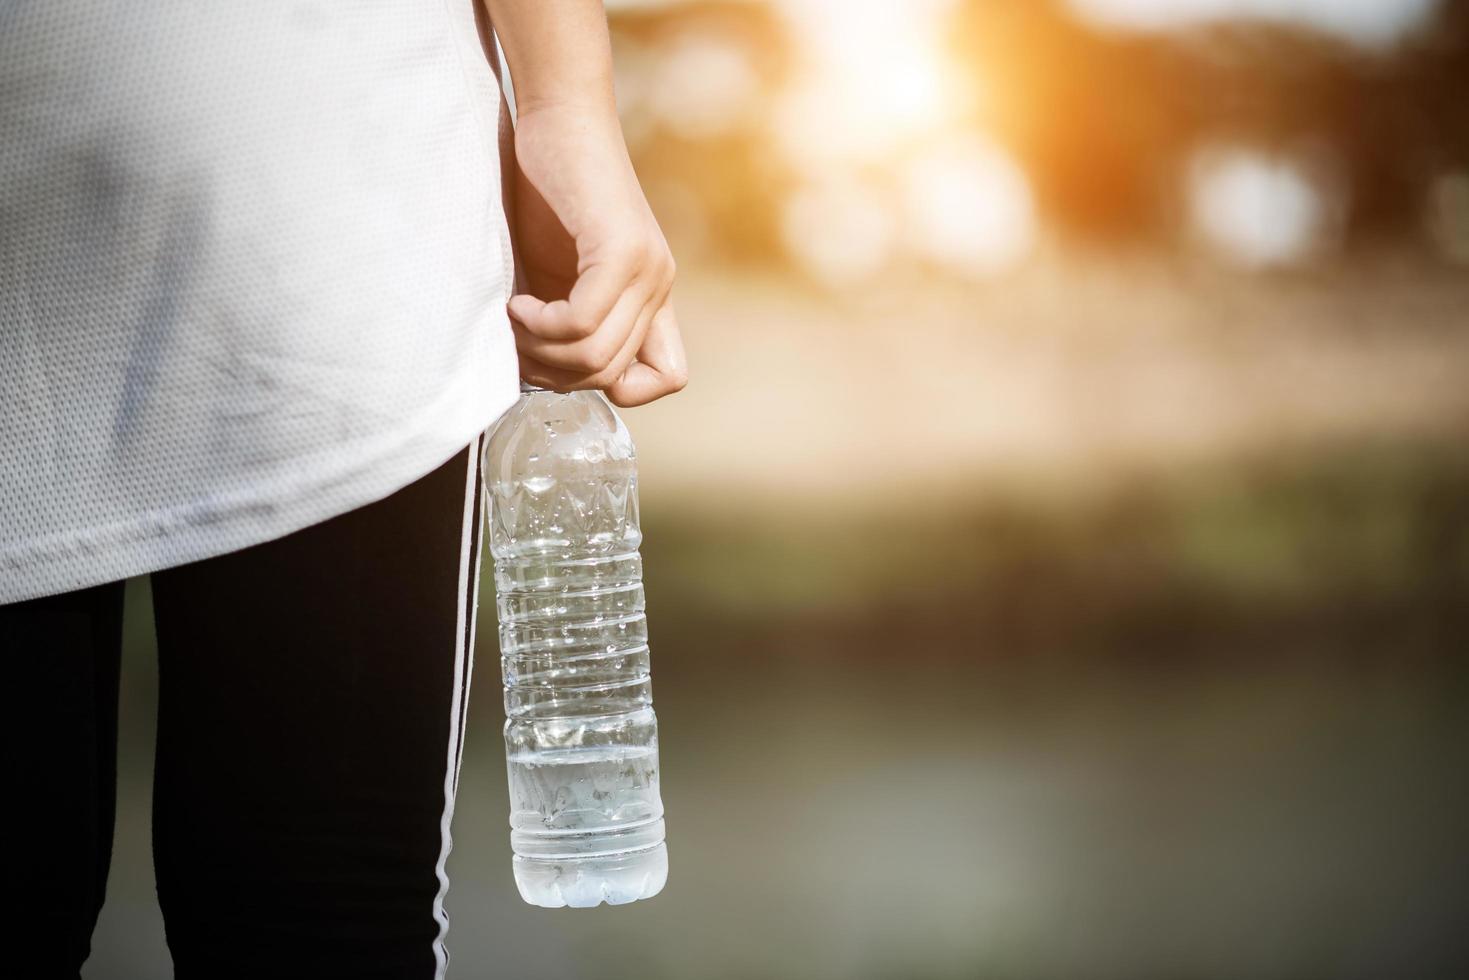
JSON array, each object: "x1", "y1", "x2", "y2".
[
  {"x1": 0, "y1": 582, "x2": 126, "y2": 980},
  {"x1": 151, "y1": 440, "x2": 484, "y2": 980}
]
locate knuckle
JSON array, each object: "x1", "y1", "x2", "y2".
[
  {"x1": 576, "y1": 338, "x2": 619, "y2": 374},
  {"x1": 645, "y1": 247, "x2": 671, "y2": 283},
  {"x1": 612, "y1": 236, "x2": 647, "y2": 269},
  {"x1": 587, "y1": 367, "x2": 620, "y2": 390},
  {"x1": 565, "y1": 314, "x2": 598, "y2": 340},
  {"x1": 566, "y1": 347, "x2": 605, "y2": 374}
]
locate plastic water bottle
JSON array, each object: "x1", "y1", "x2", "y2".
[{"x1": 483, "y1": 386, "x2": 668, "y2": 908}]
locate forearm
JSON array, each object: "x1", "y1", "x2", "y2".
[{"x1": 481, "y1": 0, "x2": 617, "y2": 116}]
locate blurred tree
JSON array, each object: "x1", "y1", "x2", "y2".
[
  {"x1": 612, "y1": 0, "x2": 1469, "y2": 266},
  {"x1": 610, "y1": 2, "x2": 794, "y2": 262},
  {"x1": 952, "y1": 0, "x2": 1469, "y2": 245}
]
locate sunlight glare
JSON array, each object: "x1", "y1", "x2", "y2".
[{"x1": 773, "y1": 0, "x2": 964, "y2": 171}]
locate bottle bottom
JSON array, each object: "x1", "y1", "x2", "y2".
[{"x1": 512, "y1": 842, "x2": 668, "y2": 908}]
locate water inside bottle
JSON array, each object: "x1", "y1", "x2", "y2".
[
  {"x1": 507, "y1": 745, "x2": 667, "y2": 907},
  {"x1": 507, "y1": 744, "x2": 661, "y2": 830}
]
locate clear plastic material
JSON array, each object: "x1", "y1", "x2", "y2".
[{"x1": 483, "y1": 388, "x2": 668, "y2": 908}]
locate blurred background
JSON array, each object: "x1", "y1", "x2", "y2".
[{"x1": 92, "y1": 0, "x2": 1468, "y2": 977}]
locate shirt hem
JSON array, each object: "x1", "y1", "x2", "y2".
[{"x1": 0, "y1": 370, "x2": 519, "y2": 605}]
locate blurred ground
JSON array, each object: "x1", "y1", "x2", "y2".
[{"x1": 87, "y1": 256, "x2": 1469, "y2": 979}]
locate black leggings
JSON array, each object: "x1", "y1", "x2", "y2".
[{"x1": 1, "y1": 440, "x2": 484, "y2": 980}]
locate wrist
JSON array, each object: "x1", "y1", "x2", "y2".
[
  {"x1": 515, "y1": 94, "x2": 620, "y2": 126},
  {"x1": 514, "y1": 101, "x2": 632, "y2": 172}
]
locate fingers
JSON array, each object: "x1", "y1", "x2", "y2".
[
  {"x1": 509, "y1": 214, "x2": 686, "y2": 403},
  {"x1": 606, "y1": 302, "x2": 688, "y2": 407},
  {"x1": 512, "y1": 283, "x2": 647, "y2": 375},
  {"x1": 507, "y1": 256, "x2": 630, "y2": 342},
  {"x1": 516, "y1": 295, "x2": 654, "y2": 392}
]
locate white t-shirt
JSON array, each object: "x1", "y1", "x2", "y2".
[{"x1": 0, "y1": 2, "x2": 519, "y2": 604}]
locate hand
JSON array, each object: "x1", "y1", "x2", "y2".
[{"x1": 507, "y1": 104, "x2": 687, "y2": 407}]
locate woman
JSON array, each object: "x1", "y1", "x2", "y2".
[{"x1": 0, "y1": 1, "x2": 685, "y2": 976}]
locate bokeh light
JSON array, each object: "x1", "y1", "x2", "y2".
[
  {"x1": 645, "y1": 33, "x2": 760, "y2": 139},
  {"x1": 1067, "y1": 0, "x2": 1442, "y2": 47},
  {"x1": 780, "y1": 175, "x2": 898, "y2": 284},
  {"x1": 900, "y1": 136, "x2": 1037, "y2": 277},
  {"x1": 1187, "y1": 147, "x2": 1339, "y2": 267}
]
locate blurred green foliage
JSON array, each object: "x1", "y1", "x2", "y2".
[{"x1": 644, "y1": 442, "x2": 1468, "y2": 656}]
